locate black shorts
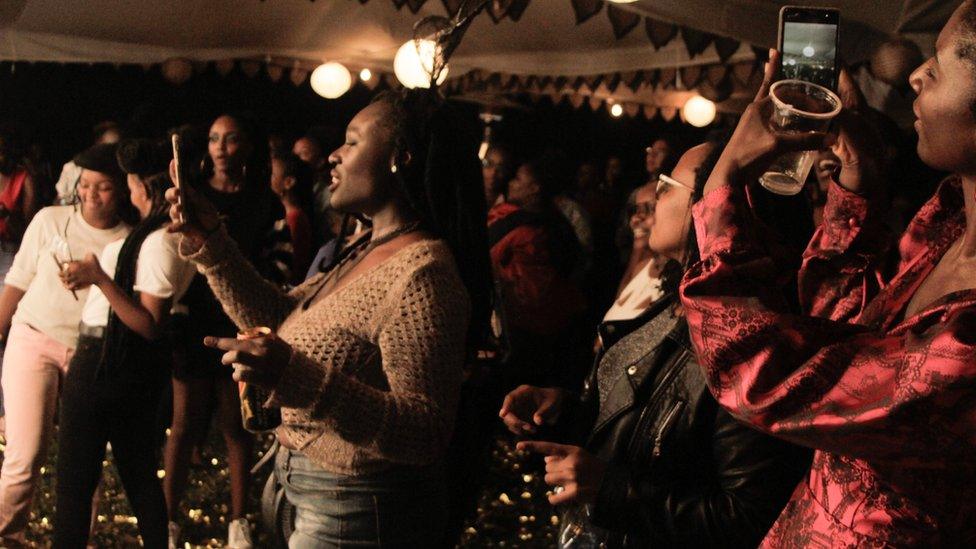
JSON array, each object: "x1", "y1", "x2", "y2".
[{"x1": 170, "y1": 313, "x2": 235, "y2": 381}]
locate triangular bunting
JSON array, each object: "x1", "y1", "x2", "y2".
[
  {"x1": 645, "y1": 18, "x2": 678, "y2": 50},
  {"x1": 570, "y1": 0, "x2": 602, "y2": 25},
  {"x1": 680, "y1": 28, "x2": 713, "y2": 58},
  {"x1": 606, "y1": 4, "x2": 640, "y2": 40},
  {"x1": 714, "y1": 36, "x2": 741, "y2": 63}
]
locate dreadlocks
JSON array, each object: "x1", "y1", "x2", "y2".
[{"x1": 366, "y1": 88, "x2": 493, "y2": 351}]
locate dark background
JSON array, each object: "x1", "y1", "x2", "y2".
[{"x1": 0, "y1": 60, "x2": 716, "y2": 184}]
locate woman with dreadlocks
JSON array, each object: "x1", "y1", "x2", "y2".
[
  {"x1": 166, "y1": 88, "x2": 491, "y2": 545},
  {"x1": 53, "y1": 139, "x2": 195, "y2": 548},
  {"x1": 500, "y1": 141, "x2": 810, "y2": 548}
]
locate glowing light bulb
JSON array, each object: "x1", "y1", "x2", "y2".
[
  {"x1": 394, "y1": 39, "x2": 449, "y2": 89},
  {"x1": 309, "y1": 62, "x2": 352, "y2": 99},
  {"x1": 682, "y1": 96, "x2": 717, "y2": 127}
]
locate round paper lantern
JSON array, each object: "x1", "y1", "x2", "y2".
[
  {"x1": 161, "y1": 58, "x2": 193, "y2": 85},
  {"x1": 394, "y1": 39, "x2": 448, "y2": 89},
  {"x1": 682, "y1": 95, "x2": 716, "y2": 127},
  {"x1": 610, "y1": 103, "x2": 624, "y2": 117},
  {"x1": 310, "y1": 62, "x2": 352, "y2": 99}
]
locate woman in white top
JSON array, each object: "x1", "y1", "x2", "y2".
[
  {"x1": 602, "y1": 182, "x2": 666, "y2": 324},
  {"x1": 0, "y1": 143, "x2": 132, "y2": 546},
  {"x1": 52, "y1": 140, "x2": 194, "y2": 549}
]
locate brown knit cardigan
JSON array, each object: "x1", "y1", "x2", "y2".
[{"x1": 183, "y1": 227, "x2": 471, "y2": 474}]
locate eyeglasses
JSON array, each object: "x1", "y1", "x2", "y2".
[{"x1": 656, "y1": 173, "x2": 694, "y2": 196}]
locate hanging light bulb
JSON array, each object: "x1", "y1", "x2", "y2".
[
  {"x1": 359, "y1": 68, "x2": 373, "y2": 82},
  {"x1": 394, "y1": 39, "x2": 449, "y2": 89},
  {"x1": 610, "y1": 103, "x2": 624, "y2": 117},
  {"x1": 682, "y1": 95, "x2": 716, "y2": 127},
  {"x1": 310, "y1": 62, "x2": 352, "y2": 99}
]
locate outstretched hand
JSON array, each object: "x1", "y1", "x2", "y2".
[
  {"x1": 498, "y1": 385, "x2": 566, "y2": 435},
  {"x1": 517, "y1": 440, "x2": 606, "y2": 505},
  {"x1": 204, "y1": 333, "x2": 293, "y2": 387}
]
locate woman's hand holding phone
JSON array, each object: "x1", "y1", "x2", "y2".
[{"x1": 165, "y1": 166, "x2": 221, "y2": 254}]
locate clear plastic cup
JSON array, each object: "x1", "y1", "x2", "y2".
[{"x1": 759, "y1": 79, "x2": 842, "y2": 196}]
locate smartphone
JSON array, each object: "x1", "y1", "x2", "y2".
[
  {"x1": 170, "y1": 133, "x2": 191, "y2": 224},
  {"x1": 778, "y1": 6, "x2": 840, "y2": 90}
]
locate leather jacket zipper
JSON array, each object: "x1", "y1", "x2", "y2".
[
  {"x1": 652, "y1": 400, "x2": 685, "y2": 458},
  {"x1": 626, "y1": 353, "x2": 685, "y2": 460}
]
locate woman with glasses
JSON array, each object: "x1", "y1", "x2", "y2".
[
  {"x1": 0, "y1": 143, "x2": 132, "y2": 546},
  {"x1": 499, "y1": 142, "x2": 809, "y2": 548},
  {"x1": 602, "y1": 181, "x2": 666, "y2": 325}
]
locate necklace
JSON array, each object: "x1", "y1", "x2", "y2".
[{"x1": 301, "y1": 221, "x2": 422, "y2": 310}]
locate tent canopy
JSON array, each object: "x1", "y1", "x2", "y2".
[{"x1": 0, "y1": 0, "x2": 960, "y2": 76}]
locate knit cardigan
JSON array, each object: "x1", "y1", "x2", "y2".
[{"x1": 183, "y1": 227, "x2": 470, "y2": 474}]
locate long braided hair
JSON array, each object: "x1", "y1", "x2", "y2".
[{"x1": 97, "y1": 168, "x2": 173, "y2": 377}]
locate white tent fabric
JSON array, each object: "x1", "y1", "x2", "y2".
[
  {"x1": 0, "y1": 0, "x2": 753, "y2": 75},
  {"x1": 0, "y1": 0, "x2": 957, "y2": 76}
]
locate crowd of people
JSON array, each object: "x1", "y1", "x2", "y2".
[{"x1": 0, "y1": 2, "x2": 974, "y2": 548}]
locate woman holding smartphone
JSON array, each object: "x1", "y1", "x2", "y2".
[
  {"x1": 681, "y1": 5, "x2": 976, "y2": 539},
  {"x1": 166, "y1": 89, "x2": 491, "y2": 546}
]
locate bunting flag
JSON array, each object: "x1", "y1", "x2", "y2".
[
  {"x1": 352, "y1": 0, "x2": 744, "y2": 59},
  {"x1": 570, "y1": 0, "x2": 602, "y2": 24},
  {"x1": 606, "y1": 4, "x2": 641, "y2": 39}
]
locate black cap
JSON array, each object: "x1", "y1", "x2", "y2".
[{"x1": 74, "y1": 143, "x2": 123, "y2": 180}]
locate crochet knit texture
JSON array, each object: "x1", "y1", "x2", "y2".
[{"x1": 184, "y1": 227, "x2": 470, "y2": 474}]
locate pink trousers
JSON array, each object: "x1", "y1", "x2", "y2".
[{"x1": 0, "y1": 323, "x2": 74, "y2": 544}]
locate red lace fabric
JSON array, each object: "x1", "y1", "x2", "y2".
[{"x1": 680, "y1": 178, "x2": 976, "y2": 546}]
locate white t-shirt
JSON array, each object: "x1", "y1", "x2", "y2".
[
  {"x1": 602, "y1": 263, "x2": 664, "y2": 323},
  {"x1": 5, "y1": 205, "x2": 130, "y2": 349},
  {"x1": 81, "y1": 228, "x2": 196, "y2": 328}
]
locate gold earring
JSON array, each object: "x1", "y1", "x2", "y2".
[{"x1": 391, "y1": 164, "x2": 398, "y2": 174}]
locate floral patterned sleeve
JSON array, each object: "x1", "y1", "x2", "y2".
[
  {"x1": 679, "y1": 184, "x2": 976, "y2": 463},
  {"x1": 798, "y1": 180, "x2": 889, "y2": 322}
]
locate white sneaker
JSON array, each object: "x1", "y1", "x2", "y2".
[
  {"x1": 167, "y1": 521, "x2": 181, "y2": 549},
  {"x1": 227, "y1": 518, "x2": 253, "y2": 549}
]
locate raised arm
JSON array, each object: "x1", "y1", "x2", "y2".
[
  {"x1": 183, "y1": 227, "x2": 298, "y2": 331},
  {"x1": 798, "y1": 179, "x2": 889, "y2": 321},
  {"x1": 680, "y1": 183, "x2": 976, "y2": 464},
  {"x1": 167, "y1": 184, "x2": 297, "y2": 331}
]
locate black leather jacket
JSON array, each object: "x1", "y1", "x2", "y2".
[{"x1": 568, "y1": 296, "x2": 810, "y2": 548}]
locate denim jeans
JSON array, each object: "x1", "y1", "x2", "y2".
[{"x1": 275, "y1": 447, "x2": 447, "y2": 548}]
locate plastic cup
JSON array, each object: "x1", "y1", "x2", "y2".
[{"x1": 759, "y1": 79, "x2": 841, "y2": 195}]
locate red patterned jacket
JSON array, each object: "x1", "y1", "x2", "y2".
[{"x1": 680, "y1": 178, "x2": 976, "y2": 547}]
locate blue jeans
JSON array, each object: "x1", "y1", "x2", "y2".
[{"x1": 275, "y1": 448, "x2": 447, "y2": 548}]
